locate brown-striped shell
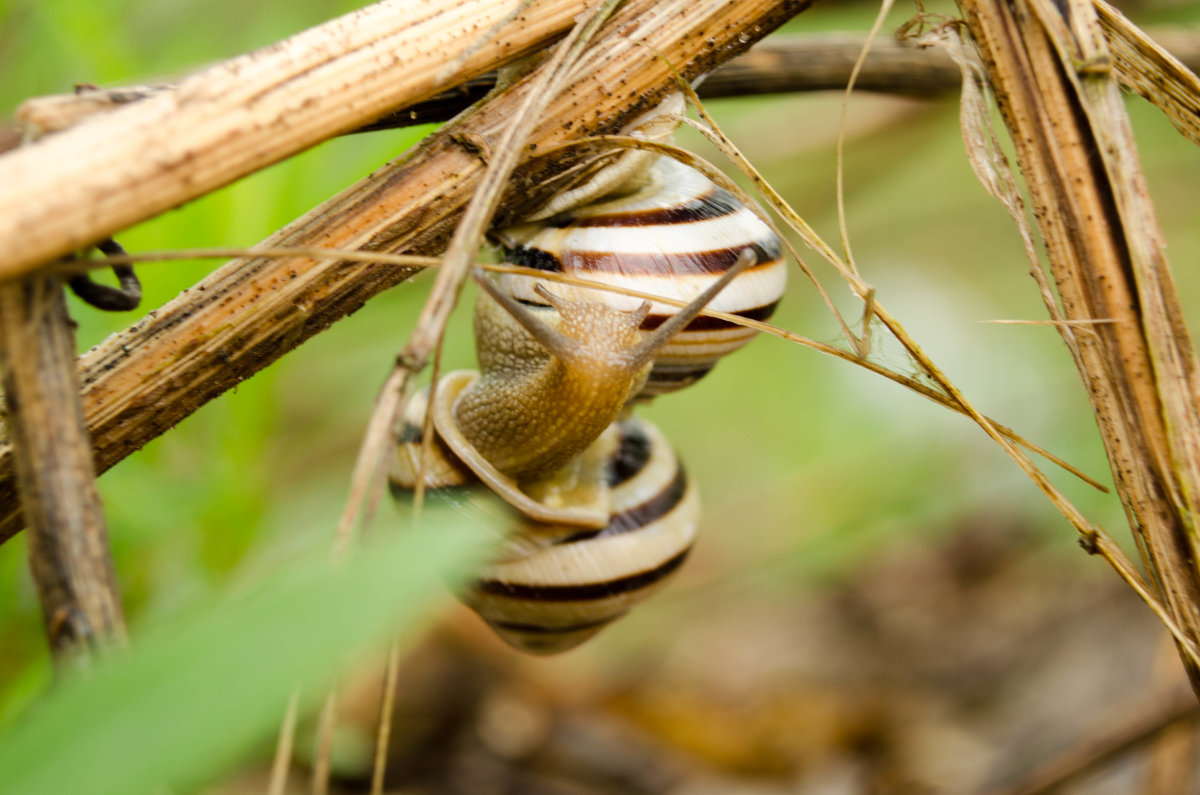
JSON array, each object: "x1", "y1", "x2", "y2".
[
  {"x1": 391, "y1": 396, "x2": 696, "y2": 655},
  {"x1": 493, "y1": 155, "x2": 786, "y2": 398}
]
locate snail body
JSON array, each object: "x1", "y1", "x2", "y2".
[
  {"x1": 390, "y1": 150, "x2": 784, "y2": 654},
  {"x1": 394, "y1": 250, "x2": 753, "y2": 528}
]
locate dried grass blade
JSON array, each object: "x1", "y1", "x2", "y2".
[
  {"x1": 834, "y1": 0, "x2": 895, "y2": 280},
  {"x1": 370, "y1": 640, "x2": 404, "y2": 795},
  {"x1": 266, "y1": 691, "x2": 299, "y2": 795},
  {"x1": 960, "y1": 0, "x2": 1200, "y2": 688},
  {"x1": 1095, "y1": 0, "x2": 1200, "y2": 147},
  {"x1": 932, "y1": 25, "x2": 1081, "y2": 364}
]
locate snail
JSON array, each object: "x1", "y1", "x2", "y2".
[
  {"x1": 493, "y1": 154, "x2": 787, "y2": 397},
  {"x1": 390, "y1": 147, "x2": 786, "y2": 654}
]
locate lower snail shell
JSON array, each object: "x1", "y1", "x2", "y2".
[
  {"x1": 493, "y1": 154, "x2": 787, "y2": 398},
  {"x1": 390, "y1": 391, "x2": 697, "y2": 655}
]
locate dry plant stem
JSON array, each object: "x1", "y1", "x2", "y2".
[
  {"x1": 834, "y1": 0, "x2": 895, "y2": 281},
  {"x1": 412, "y1": 338, "x2": 447, "y2": 526},
  {"x1": 983, "y1": 689, "x2": 1200, "y2": 795},
  {"x1": 333, "y1": 365, "x2": 413, "y2": 560},
  {"x1": 707, "y1": 32, "x2": 966, "y2": 96},
  {"x1": 1146, "y1": 637, "x2": 1198, "y2": 795},
  {"x1": 9, "y1": 33, "x2": 967, "y2": 140},
  {"x1": 961, "y1": 0, "x2": 1200, "y2": 688},
  {"x1": 18, "y1": 25, "x2": 1200, "y2": 143},
  {"x1": 0, "y1": 0, "x2": 810, "y2": 549},
  {"x1": 312, "y1": 690, "x2": 338, "y2": 795},
  {"x1": 0, "y1": 276, "x2": 126, "y2": 661},
  {"x1": 371, "y1": 640, "x2": 405, "y2": 795},
  {"x1": 0, "y1": 0, "x2": 593, "y2": 282},
  {"x1": 267, "y1": 691, "x2": 300, "y2": 795},
  {"x1": 930, "y1": 26, "x2": 1187, "y2": 638},
  {"x1": 1095, "y1": 4, "x2": 1200, "y2": 148}
]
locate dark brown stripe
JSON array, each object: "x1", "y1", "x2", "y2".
[
  {"x1": 504, "y1": 245, "x2": 563, "y2": 272},
  {"x1": 608, "y1": 421, "x2": 652, "y2": 487},
  {"x1": 607, "y1": 467, "x2": 687, "y2": 535},
  {"x1": 556, "y1": 466, "x2": 687, "y2": 545},
  {"x1": 646, "y1": 363, "x2": 715, "y2": 383},
  {"x1": 542, "y1": 188, "x2": 742, "y2": 229},
  {"x1": 561, "y1": 239, "x2": 783, "y2": 276},
  {"x1": 475, "y1": 547, "x2": 691, "y2": 601},
  {"x1": 489, "y1": 615, "x2": 618, "y2": 634},
  {"x1": 505, "y1": 238, "x2": 782, "y2": 278},
  {"x1": 640, "y1": 299, "x2": 780, "y2": 331}
]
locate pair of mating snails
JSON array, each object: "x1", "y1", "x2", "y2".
[{"x1": 389, "y1": 107, "x2": 787, "y2": 654}]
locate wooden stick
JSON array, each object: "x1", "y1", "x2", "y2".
[
  {"x1": 0, "y1": 0, "x2": 590, "y2": 283},
  {"x1": 0, "y1": 276, "x2": 126, "y2": 661},
  {"x1": 0, "y1": 0, "x2": 811, "y2": 540}
]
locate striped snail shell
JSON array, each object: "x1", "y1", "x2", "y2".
[
  {"x1": 492, "y1": 154, "x2": 787, "y2": 398},
  {"x1": 392, "y1": 394, "x2": 696, "y2": 655}
]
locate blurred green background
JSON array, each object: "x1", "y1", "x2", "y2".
[{"x1": 3, "y1": 0, "x2": 1200, "y2": 790}]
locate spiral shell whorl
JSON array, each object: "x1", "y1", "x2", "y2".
[
  {"x1": 390, "y1": 408, "x2": 697, "y2": 655},
  {"x1": 494, "y1": 155, "x2": 787, "y2": 398}
]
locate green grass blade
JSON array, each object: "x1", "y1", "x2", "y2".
[{"x1": 0, "y1": 521, "x2": 485, "y2": 795}]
